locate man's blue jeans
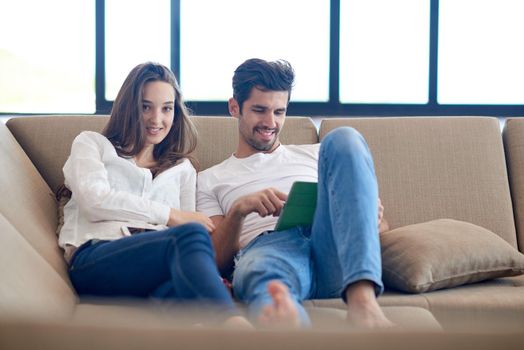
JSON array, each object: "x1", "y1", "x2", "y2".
[
  {"x1": 69, "y1": 223, "x2": 237, "y2": 319},
  {"x1": 232, "y1": 127, "x2": 383, "y2": 326}
]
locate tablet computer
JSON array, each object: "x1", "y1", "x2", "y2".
[{"x1": 275, "y1": 181, "x2": 318, "y2": 231}]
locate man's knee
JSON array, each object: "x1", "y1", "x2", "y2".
[
  {"x1": 320, "y1": 127, "x2": 371, "y2": 163},
  {"x1": 322, "y1": 127, "x2": 366, "y2": 151}
]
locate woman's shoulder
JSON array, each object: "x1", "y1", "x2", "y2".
[
  {"x1": 74, "y1": 130, "x2": 107, "y2": 143},
  {"x1": 165, "y1": 157, "x2": 196, "y2": 175}
]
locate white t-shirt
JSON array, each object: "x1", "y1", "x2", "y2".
[
  {"x1": 59, "y1": 131, "x2": 196, "y2": 250},
  {"x1": 197, "y1": 144, "x2": 319, "y2": 248}
]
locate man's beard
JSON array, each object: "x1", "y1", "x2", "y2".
[{"x1": 244, "y1": 126, "x2": 279, "y2": 152}]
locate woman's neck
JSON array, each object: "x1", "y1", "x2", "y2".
[{"x1": 134, "y1": 146, "x2": 157, "y2": 169}]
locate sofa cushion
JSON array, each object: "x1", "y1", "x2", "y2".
[
  {"x1": 0, "y1": 122, "x2": 68, "y2": 280},
  {"x1": 421, "y1": 275, "x2": 524, "y2": 331},
  {"x1": 503, "y1": 118, "x2": 524, "y2": 253},
  {"x1": 6, "y1": 115, "x2": 108, "y2": 194},
  {"x1": 319, "y1": 117, "x2": 517, "y2": 248},
  {"x1": 0, "y1": 214, "x2": 77, "y2": 320},
  {"x1": 380, "y1": 219, "x2": 524, "y2": 293}
]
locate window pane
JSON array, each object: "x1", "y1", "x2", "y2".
[
  {"x1": 0, "y1": 0, "x2": 95, "y2": 113},
  {"x1": 438, "y1": 0, "x2": 524, "y2": 104},
  {"x1": 340, "y1": 0, "x2": 430, "y2": 103},
  {"x1": 180, "y1": 0, "x2": 329, "y2": 102},
  {"x1": 105, "y1": 0, "x2": 170, "y2": 100}
]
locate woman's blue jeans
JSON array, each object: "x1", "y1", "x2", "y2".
[
  {"x1": 69, "y1": 222, "x2": 237, "y2": 319},
  {"x1": 232, "y1": 127, "x2": 383, "y2": 326}
]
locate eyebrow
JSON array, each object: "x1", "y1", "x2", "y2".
[{"x1": 142, "y1": 99, "x2": 174, "y2": 105}]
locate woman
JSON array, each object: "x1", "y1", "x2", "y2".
[{"x1": 59, "y1": 62, "x2": 249, "y2": 327}]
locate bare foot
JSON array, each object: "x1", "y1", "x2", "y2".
[
  {"x1": 222, "y1": 315, "x2": 255, "y2": 330},
  {"x1": 257, "y1": 281, "x2": 301, "y2": 329},
  {"x1": 345, "y1": 281, "x2": 395, "y2": 330}
]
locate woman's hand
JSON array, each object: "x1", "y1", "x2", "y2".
[{"x1": 168, "y1": 209, "x2": 216, "y2": 232}]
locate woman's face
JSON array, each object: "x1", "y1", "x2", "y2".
[{"x1": 141, "y1": 81, "x2": 175, "y2": 146}]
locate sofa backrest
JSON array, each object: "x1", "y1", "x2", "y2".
[
  {"x1": 503, "y1": 118, "x2": 524, "y2": 252},
  {"x1": 320, "y1": 117, "x2": 518, "y2": 249},
  {"x1": 6, "y1": 116, "x2": 108, "y2": 194},
  {"x1": 6, "y1": 115, "x2": 319, "y2": 193},
  {"x1": 0, "y1": 122, "x2": 70, "y2": 279}
]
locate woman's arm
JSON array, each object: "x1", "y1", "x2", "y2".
[{"x1": 64, "y1": 132, "x2": 170, "y2": 224}]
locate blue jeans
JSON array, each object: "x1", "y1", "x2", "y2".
[
  {"x1": 69, "y1": 223, "x2": 237, "y2": 320},
  {"x1": 232, "y1": 127, "x2": 383, "y2": 326}
]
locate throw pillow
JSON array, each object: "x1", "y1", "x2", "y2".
[{"x1": 380, "y1": 218, "x2": 524, "y2": 293}]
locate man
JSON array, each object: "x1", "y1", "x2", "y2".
[{"x1": 197, "y1": 58, "x2": 392, "y2": 329}]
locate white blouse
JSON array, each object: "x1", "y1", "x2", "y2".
[{"x1": 59, "y1": 131, "x2": 196, "y2": 252}]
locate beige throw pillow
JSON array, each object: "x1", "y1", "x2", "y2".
[{"x1": 380, "y1": 219, "x2": 524, "y2": 293}]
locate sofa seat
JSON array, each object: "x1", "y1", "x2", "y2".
[{"x1": 306, "y1": 275, "x2": 524, "y2": 331}]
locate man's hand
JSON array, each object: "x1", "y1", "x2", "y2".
[
  {"x1": 378, "y1": 198, "x2": 389, "y2": 234},
  {"x1": 209, "y1": 188, "x2": 287, "y2": 276},
  {"x1": 232, "y1": 188, "x2": 288, "y2": 218}
]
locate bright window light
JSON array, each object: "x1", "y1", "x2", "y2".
[
  {"x1": 180, "y1": 0, "x2": 330, "y2": 102},
  {"x1": 339, "y1": 0, "x2": 430, "y2": 104},
  {"x1": 0, "y1": 0, "x2": 95, "y2": 113},
  {"x1": 105, "y1": 0, "x2": 171, "y2": 101},
  {"x1": 438, "y1": 0, "x2": 524, "y2": 104}
]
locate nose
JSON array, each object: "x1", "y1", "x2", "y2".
[
  {"x1": 262, "y1": 111, "x2": 277, "y2": 128},
  {"x1": 150, "y1": 107, "x2": 162, "y2": 123}
]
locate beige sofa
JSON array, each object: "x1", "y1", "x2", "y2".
[{"x1": 1, "y1": 115, "x2": 524, "y2": 349}]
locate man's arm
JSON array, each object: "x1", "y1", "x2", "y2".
[{"x1": 210, "y1": 188, "x2": 288, "y2": 276}]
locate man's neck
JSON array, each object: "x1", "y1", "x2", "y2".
[{"x1": 234, "y1": 142, "x2": 282, "y2": 158}]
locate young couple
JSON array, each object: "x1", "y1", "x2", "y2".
[{"x1": 59, "y1": 59, "x2": 392, "y2": 330}]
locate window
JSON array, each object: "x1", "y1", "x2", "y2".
[
  {"x1": 1, "y1": 1, "x2": 523, "y2": 116},
  {"x1": 105, "y1": 0, "x2": 171, "y2": 101},
  {"x1": 438, "y1": 0, "x2": 524, "y2": 104},
  {"x1": 0, "y1": 0, "x2": 95, "y2": 113},
  {"x1": 179, "y1": 0, "x2": 330, "y2": 102},
  {"x1": 339, "y1": 0, "x2": 430, "y2": 104}
]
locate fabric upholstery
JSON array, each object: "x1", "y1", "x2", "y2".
[
  {"x1": 5, "y1": 319, "x2": 522, "y2": 350},
  {"x1": 319, "y1": 117, "x2": 517, "y2": 248},
  {"x1": 503, "y1": 118, "x2": 524, "y2": 252},
  {"x1": 0, "y1": 214, "x2": 76, "y2": 319},
  {"x1": 0, "y1": 122, "x2": 68, "y2": 279},
  {"x1": 422, "y1": 275, "x2": 524, "y2": 331},
  {"x1": 380, "y1": 219, "x2": 524, "y2": 293},
  {"x1": 6, "y1": 115, "x2": 108, "y2": 193}
]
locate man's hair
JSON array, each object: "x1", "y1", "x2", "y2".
[
  {"x1": 232, "y1": 58, "x2": 295, "y2": 113},
  {"x1": 103, "y1": 62, "x2": 198, "y2": 174}
]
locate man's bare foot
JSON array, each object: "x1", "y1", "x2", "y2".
[
  {"x1": 345, "y1": 281, "x2": 395, "y2": 329},
  {"x1": 222, "y1": 315, "x2": 255, "y2": 330},
  {"x1": 258, "y1": 281, "x2": 302, "y2": 329}
]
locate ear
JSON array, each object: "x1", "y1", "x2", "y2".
[{"x1": 228, "y1": 97, "x2": 240, "y2": 118}]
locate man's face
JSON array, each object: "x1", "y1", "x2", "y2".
[{"x1": 229, "y1": 87, "x2": 289, "y2": 157}]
